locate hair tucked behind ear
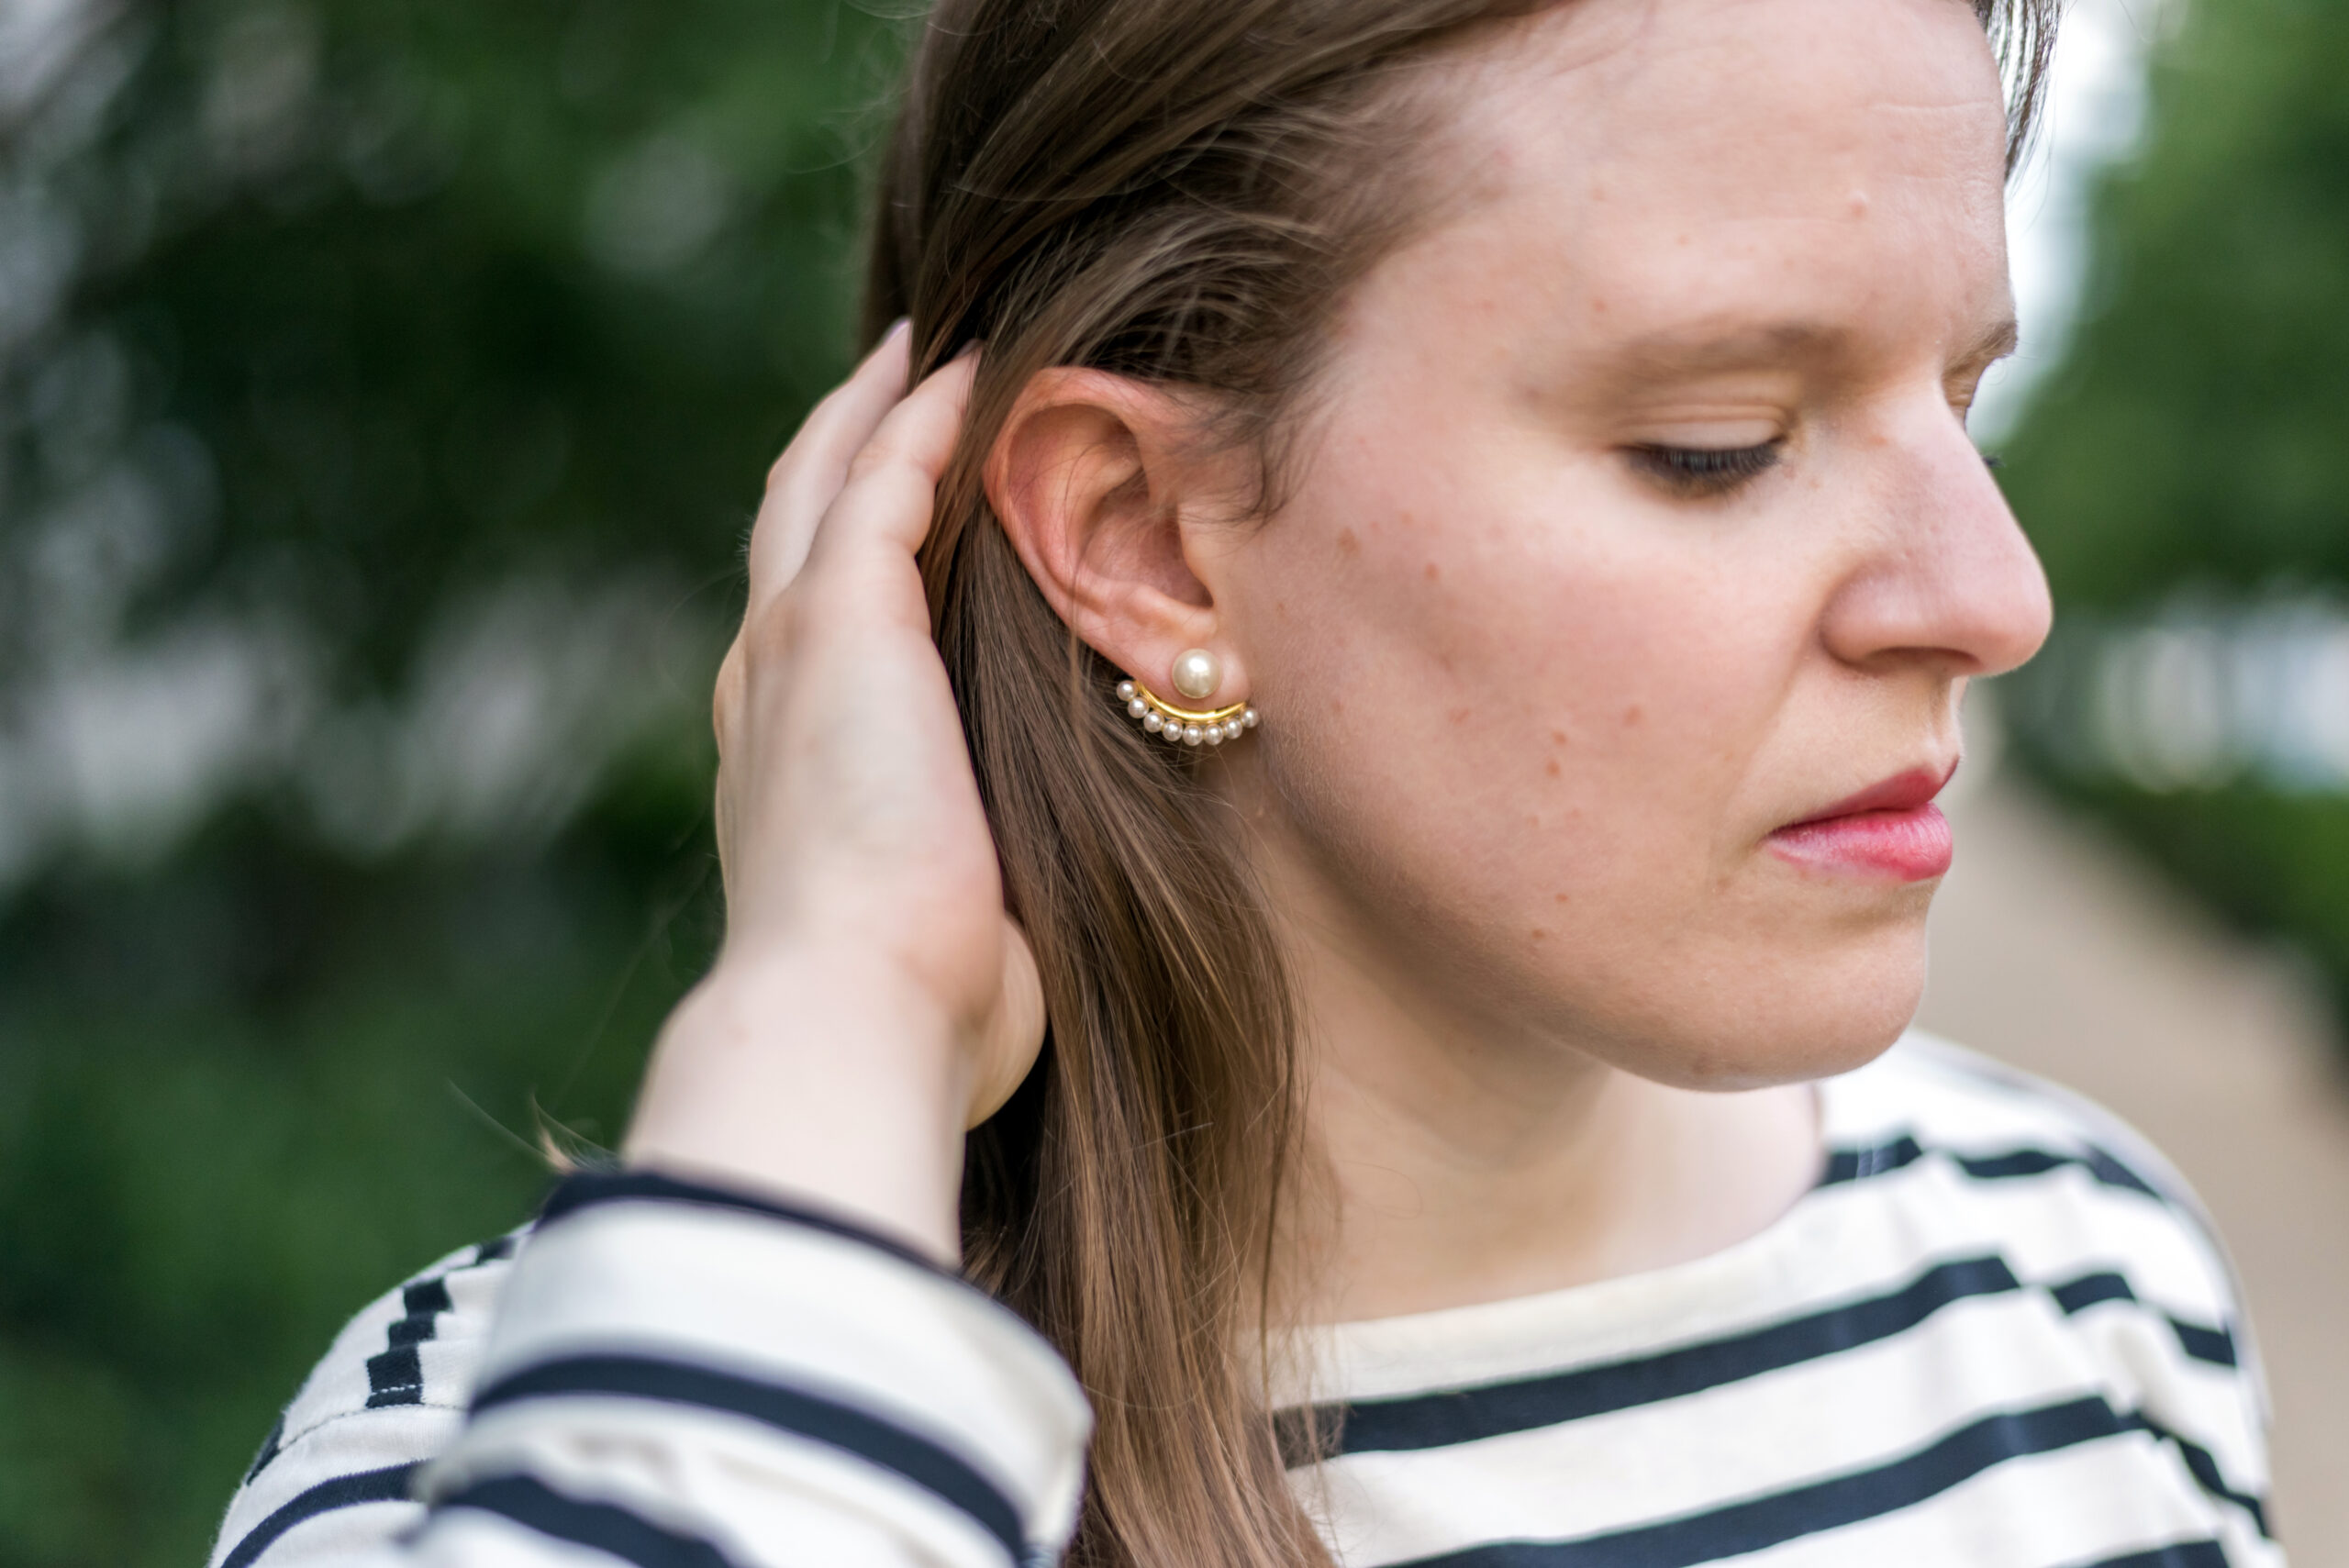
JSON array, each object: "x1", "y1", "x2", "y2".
[{"x1": 858, "y1": 3, "x2": 2059, "y2": 1563}]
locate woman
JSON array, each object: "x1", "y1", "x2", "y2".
[{"x1": 209, "y1": 0, "x2": 2279, "y2": 1564}]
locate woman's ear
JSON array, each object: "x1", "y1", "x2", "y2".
[{"x1": 984, "y1": 367, "x2": 1252, "y2": 704}]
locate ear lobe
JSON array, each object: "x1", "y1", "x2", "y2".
[{"x1": 984, "y1": 366, "x2": 1227, "y2": 674}]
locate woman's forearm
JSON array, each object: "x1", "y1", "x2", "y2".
[{"x1": 624, "y1": 946, "x2": 977, "y2": 1264}]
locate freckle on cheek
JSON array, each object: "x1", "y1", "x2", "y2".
[
  {"x1": 1424, "y1": 562, "x2": 1440, "y2": 582},
  {"x1": 1531, "y1": 928, "x2": 1549, "y2": 941},
  {"x1": 1337, "y1": 528, "x2": 1360, "y2": 556},
  {"x1": 1545, "y1": 758, "x2": 1561, "y2": 777},
  {"x1": 1621, "y1": 705, "x2": 1643, "y2": 727},
  {"x1": 1450, "y1": 706, "x2": 1471, "y2": 726},
  {"x1": 1550, "y1": 729, "x2": 1570, "y2": 747}
]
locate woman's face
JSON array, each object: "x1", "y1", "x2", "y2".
[{"x1": 1215, "y1": 0, "x2": 2050, "y2": 1087}]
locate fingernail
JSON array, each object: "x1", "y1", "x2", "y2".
[{"x1": 885, "y1": 317, "x2": 912, "y2": 345}]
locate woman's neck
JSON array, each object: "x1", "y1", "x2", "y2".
[{"x1": 1263, "y1": 854, "x2": 1824, "y2": 1327}]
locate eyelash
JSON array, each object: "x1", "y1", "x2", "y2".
[{"x1": 1626, "y1": 439, "x2": 1786, "y2": 496}]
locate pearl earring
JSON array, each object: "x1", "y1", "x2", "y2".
[
  {"x1": 1116, "y1": 651, "x2": 1259, "y2": 748},
  {"x1": 1170, "y1": 647, "x2": 1221, "y2": 701}
]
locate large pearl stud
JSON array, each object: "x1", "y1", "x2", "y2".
[{"x1": 1170, "y1": 648, "x2": 1222, "y2": 702}]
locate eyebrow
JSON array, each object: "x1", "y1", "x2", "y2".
[
  {"x1": 1600, "y1": 314, "x2": 2022, "y2": 381},
  {"x1": 1608, "y1": 320, "x2": 1849, "y2": 377}
]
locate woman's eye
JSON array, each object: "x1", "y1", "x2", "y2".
[{"x1": 1625, "y1": 439, "x2": 1786, "y2": 497}]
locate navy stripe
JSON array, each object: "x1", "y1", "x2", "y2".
[
  {"x1": 2051, "y1": 1271, "x2": 2136, "y2": 1315},
  {"x1": 2048, "y1": 1270, "x2": 2240, "y2": 1368},
  {"x1": 362, "y1": 1344, "x2": 421, "y2": 1407},
  {"x1": 218, "y1": 1462, "x2": 417, "y2": 1568},
  {"x1": 240, "y1": 1414, "x2": 284, "y2": 1485},
  {"x1": 2167, "y1": 1317, "x2": 2240, "y2": 1368},
  {"x1": 364, "y1": 1276, "x2": 454, "y2": 1407},
  {"x1": 1962, "y1": 1146, "x2": 2165, "y2": 1199},
  {"x1": 540, "y1": 1170, "x2": 951, "y2": 1279},
  {"x1": 1389, "y1": 1396, "x2": 2129, "y2": 1568},
  {"x1": 1820, "y1": 1135, "x2": 2168, "y2": 1203},
  {"x1": 2070, "y1": 1542, "x2": 2231, "y2": 1568},
  {"x1": 1294, "y1": 1256, "x2": 2021, "y2": 1460},
  {"x1": 439, "y1": 1473, "x2": 740, "y2": 1568},
  {"x1": 474, "y1": 1351, "x2": 1028, "y2": 1563},
  {"x1": 389, "y1": 1278, "x2": 452, "y2": 1344},
  {"x1": 1820, "y1": 1134, "x2": 1930, "y2": 1184}
]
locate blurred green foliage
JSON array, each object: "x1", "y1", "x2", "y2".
[
  {"x1": 1999, "y1": 0, "x2": 2349, "y2": 1018},
  {"x1": 0, "y1": 1, "x2": 900, "y2": 1562}
]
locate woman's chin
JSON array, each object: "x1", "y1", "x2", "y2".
[{"x1": 1542, "y1": 921, "x2": 1932, "y2": 1094}]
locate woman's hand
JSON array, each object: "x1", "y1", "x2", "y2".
[{"x1": 624, "y1": 326, "x2": 1045, "y2": 1262}]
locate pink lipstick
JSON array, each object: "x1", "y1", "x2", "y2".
[{"x1": 1765, "y1": 765, "x2": 1955, "y2": 882}]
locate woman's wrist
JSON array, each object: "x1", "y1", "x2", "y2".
[{"x1": 623, "y1": 944, "x2": 975, "y2": 1264}]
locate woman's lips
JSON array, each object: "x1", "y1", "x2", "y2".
[{"x1": 1765, "y1": 765, "x2": 1956, "y2": 882}]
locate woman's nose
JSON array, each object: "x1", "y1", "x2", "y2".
[{"x1": 1817, "y1": 403, "x2": 2054, "y2": 680}]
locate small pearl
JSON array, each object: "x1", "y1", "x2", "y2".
[
  {"x1": 1127, "y1": 697, "x2": 1148, "y2": 718},
  {"x1": 1143, "y1": 711, "x2": 1163, "y2": 733},
  {"x1": 1241, "y1": 706, "x2": 1260, "y2": 729},
  {"x1": 1164, "y1": 720, "x2": 1186, "y2": 743},
  {"x1": 1116, "y1": 680, "x2": 1136, "y2": 702},
  {"x1": 1170, "y1": 647, "x2": 1221, "y2": 702},
  {"x1": 1204, "y1": 724, "x2": 1225, "y2": 745},
  {"x1": 1183, "y1": 724, "x2": 1204, "y2": 745}
]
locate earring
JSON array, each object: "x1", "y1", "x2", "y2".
[{"x1": 1117, "y1": 649, "x2": 1259, "y2": 747}]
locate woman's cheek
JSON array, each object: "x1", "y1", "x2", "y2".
[{"x1": 1343, "y1": 568, "x2": 1735, "y2": 914}]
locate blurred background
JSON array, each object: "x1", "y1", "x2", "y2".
[{"x1": 0, "y1": 0, "x2": 2342, "y2": 1562}]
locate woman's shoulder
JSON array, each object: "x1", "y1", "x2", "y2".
[
  {"x1": 1821, "y1": 1029, "x2": 2257, "y2": 1374},
  {"x1": 210, "y1": 1225, "x2": 530, "y2": 1568},
  {"x1": 1828, "y1": 1029, "x2": 2213, "y2": 1214}
]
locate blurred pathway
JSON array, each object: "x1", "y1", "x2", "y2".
[{"x1": 1920, "y1": 773, "x2": 2349, "y2": 1565}]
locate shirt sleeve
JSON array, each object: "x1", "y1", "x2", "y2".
[{"x1": 206, "y1": 1171, "x2": 1094, "y2": 1568}]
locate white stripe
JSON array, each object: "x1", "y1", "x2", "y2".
[
  {"x1": 1726, "y1": 1434, "x2": 2231, "y2": 1568},
  {"x1": 213, "y1": 1499, "x2": 426, "y2": 1568},
  {"x1": 208, "y1": 1411, "x2": 443, "y2": 1568},
  {"x1": 1831, "y1": 1036, "x2": 2162, "y2": 1162},
  {"x1": 405, "y1": 1507, "x2": 662, "y2": 1568},
  {"x1": 439, "y1": 1399, "x2": 1017, "y2": 1568}
]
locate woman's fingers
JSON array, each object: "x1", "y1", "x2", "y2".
[
  {"x1": 745, "y1": 321, "x2": 913, "y2": 612},
  {"x1": 803, "y1": 350, "x2": 981, "y2": 573}
]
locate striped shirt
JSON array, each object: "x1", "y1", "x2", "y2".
[{"x1": 208, "y1": 1033, "x2": 2282, "y2": 1568}]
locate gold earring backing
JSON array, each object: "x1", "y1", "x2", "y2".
[{"x1": 1117, "y1": 678, "x2": 1259, "y2": 748}]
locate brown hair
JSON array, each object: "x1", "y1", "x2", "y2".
[{"x1": 860, "y1": 3, "x2": 2058, "y2": 1563}]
